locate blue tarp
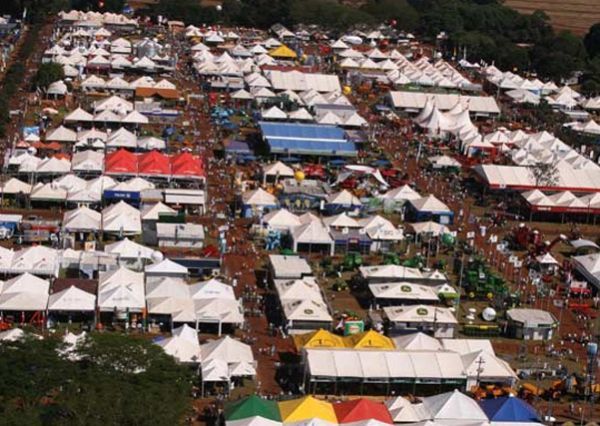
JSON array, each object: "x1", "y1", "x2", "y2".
[
  {"x1": 479, "y1": 397, "x2": 540, "y2": 422},
  {"x1": 259, "y1": 121, "x2": 357, "y2": 157}
]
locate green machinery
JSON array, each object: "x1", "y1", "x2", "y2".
[
  {"x1": 463, "y1": 257, "x2": 508, "y2": 299},
  {"x1": 342, "y1": 252, "x2": 363, "y2": 271}
]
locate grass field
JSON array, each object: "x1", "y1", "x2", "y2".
[{"x1": 504, "y1": 0, "x2": 600, "y2": 35}]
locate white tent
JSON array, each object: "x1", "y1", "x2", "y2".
[
  {"x1": 189, "y1": 278, "x2": 235, "y2": 301},
  {"x1": 63, "y1": 206, "x2": 102, "y2": 232},
  {"x1": 461, "y1": 350, "x2": 517, "y2": 388},
  {"x1": 420, "y1": 389, "x2": 488, "y2": 421},
  {"x1": 386, "y1": 397, "x2": 421, "y2": 423},
  {"x1": 275, "y1": 278, "x2": 323, "y2": 302},
  {"x1": 64, "y1": 107, "x2": 94, "y2": 123},
  {"x1": 242, "y1": 188, "x2": 278, "y2": 206},
  {"x1": 156, "y1": 324, "x2": 201, "y2": 364},
  {"x1": 30, "y1": 183, "x2": 67, "y2": 202},
  {"x1": 71, "y1": 150, "x2": 104, "y2": 174},
  {"x1": 104, "y1": 237, "x2": 155, "y2": 261},
  {"x1": 291, "y1": 220, "x2": 334, "y2": 256},
  {"x1": 262, "y1": 106, "x2": 288, "y2": 120},
  {"x1": 97, "y1": 267, "x2": 145, "y2": 312},
  {"x1": 194, "y1": 298, "x2": 244, "y2": 332},
  {"x1": 145, "y1": 259, "x2": 188, "y2": 278},
  {"x1": 379, "y1": 185, "x2": 421, "y2": 202},
  {"x1": 263, "y1": 161, "x2": 294, "y2": 180},
  {"x1": 0, "y1": 178, "x2": 32, "y2": 195},
  {"x1": 46, "y1": 125, "x2": 77, "y2": 142},
  {"x1": 201, "y1": 335, "x2": 254, "y2": 364},
  {"x1": 0, "y1": 273, "x2": 50, "y2": 311},
  {"x1": 282, "y1": 299, "x2": 332, "y2": 324},
  {"x1": 47, "y1": 285, "x2": 96, "y2": 312},
  {"x1": 140, "y1": 202, "x2": 176, "y2": 221},
  {"x1": 262, "y1": 208, "x2": 301, "y2": 232},
  {"x1": 102, "y1": 201, "x2": 142, "y2": 235},
  {"x1": 360, "y1": 264, "x2": 423, "y2": 281},
  {"x1": 393, "y1": 332, "x2": 442, "y2": 351},
  {"x1": 326, "y1": 190, "x2": 362, "y2": 208},
  {"x1": 289, "y1": 108, "x2": 313, "y2": 121},
  {"x1": 4, "y1": 246, "x2": 58, "y2": 276},
  {"x1": 410, "y1": 221, "x2": 450, "y2": 236}
]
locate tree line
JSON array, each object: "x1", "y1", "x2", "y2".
[
  {"x1": 148, "y1": 0, "x2": 599, "y2": 94},
  {"x1": 0, "y1": 334, "x2": 192, "y2": 425}
]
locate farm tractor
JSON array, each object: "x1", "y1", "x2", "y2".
[{"x1": 463, "y1": 257, "x2": 508, "y2": 299}]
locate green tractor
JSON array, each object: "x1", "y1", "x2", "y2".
[
  {"x1": 464, "y1": 258, "x2": 508, "y2": 299},
  {"x1": 384, "y1": 252, "x2": 401, "y2": 265},
  {"x1": 403, "y1": 255, "x2": 424, "y2": 268},
  {"x1": 342, "y1": 252, "x2": 363, "y2": 271}
]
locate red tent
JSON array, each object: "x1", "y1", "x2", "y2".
[
  {"x1": 170, "y1": 152, "x2": 204, "y2": 179},
  {"x1": 333, "y1": 399, "x2": 393, "y2": 424},
  {"x1": 139, "y1": 150, "x2": 170, "y2": 176},
  {"x1": 105, "y1": 148, "x2": 137, "y2": 174}
]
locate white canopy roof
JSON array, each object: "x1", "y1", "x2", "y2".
[
  {"x1": 0, "y1": 273, "x2": 50, "y2": 311},
  {"x1": 63, "y1": 206, "x2": 102, "y2": 232},
  {"x1": 0, "y1": 178, "x2": 32, "y2": 195},
  {"x1": 262, "y1": 208, "x2": 301, "y2": 231},
  {"x1": 384, "y1": 305, "x2": 457, "y2": 324},
  {"x1": 326, "y1": 189, "x2": 362, "y2": 206},
  {"x1": 104, "y1": 237, "x2": 155, "y2": 260},
  {"x1": 102, "y1": 201, "x2": 141, "y2": 234},
  {"x1": 393, "y1": 332, "x2": 442, "y2": 351},
  {"x1": 156, "y1": 324, "x2": 201, "y2": 364},
  {"x1": 291, "y1": 220, "x2": 334, "y2": 245},
  {"x1": 47, "y1": 285, "x2": 96, "y2": 312},
  {"x1": 263, "y1": 161, "x2": 294, "y2": 177},
  {"x1": 282, "y1": 299, "x2": 332, "y2": 322},
  {"x1": 242, "y1": 188, "x2": 278, "y2": 206},
  {"x1": 411, "y1": 221, "x2": 451, "y2": 236},
  {"x1": 145, "y1": 259, "x2": 188, "y2": 276},
  {"x1": 201, "y1": 336, "x2": 254, "y2": 363},
  {"x1": 140, "y1": 202, "x2": 176, "y2": 221},
  {"x1": 97, "y1": 267, "x2": 145, "y2": 311}
]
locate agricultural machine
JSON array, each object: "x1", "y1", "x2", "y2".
[
  {"x1": 462, "y1": 257, "x2": 509, "y2": 299},
  {"x1": 509, "y1": 224, "x2": 566, "y2": 257},
  {"x1": 341, "y1": 252, "x2": 363, "y2": 271},
  {"x1": 402, "y1": 255, "x2": 424, "y2": 268}
]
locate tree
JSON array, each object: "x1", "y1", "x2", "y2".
[
  {"x1": 33, "y1": 63, "x2": 65, "y2": 90},
  {"x1": 584, "y1": 23, "x2": 600, "y2": 58},
  {"x1": 528, "y1": 160, "x2": 559, "y2": 188},
  {"x1": 0, "y1": 334, "x2": 193, "y2": 425},
  {"x1": 70, "y1": 0, "x2": 125, "y2": 13},
  {"x1": 361, "y1": 0, "x2": 419, "y2": 31}
]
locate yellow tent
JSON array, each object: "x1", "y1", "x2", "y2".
[
  {"x1": 344, "y1": 330, "x2": 396, "y2": 350},
  {"x1": 269, "y1": 44, "x2": 297, "y2": 59},
  {"x1": 278, "y1": 396, "x2": 337, "y2": 423},
  {"x1": 293, "y1": 329, "x2": 345, "y2": 351}
]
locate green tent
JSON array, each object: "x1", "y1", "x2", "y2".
[{"x1": 224, "y1": 395, "x2": 281, "y2": 421}]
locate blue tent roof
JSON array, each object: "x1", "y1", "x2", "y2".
[
  {"x1": 259, "y1": 121, "x2": 357, "y2": 157},
  {"x1": 479, "y1": 396, "x2": 540, "y2": 422}
]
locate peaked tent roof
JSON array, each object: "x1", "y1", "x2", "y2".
[
  {"x1": 422, "y1": 390, "x2": 488, "y2": 421},
  {"x1": 268, "y1": 44, "x2": 297, "y2": 59},
  {"x1": 479, "y1": 396, "x2": 540, "y2": 422},
  {"x1": 345, "y1": 330, "x2": 395, "y2": 350},
  {"x1": 225, "y1": 395, "x2": 282, "y2": 422},
  {"x1": 200, "y1": 335, "x2": 254, "y2": 363},
  {"x1": 333, "y1": 399, "x2": 394, "y2": 424},
  {"x1": 278, "y1": 396, "x2": 337, "y2": 423},
  {"x1": 293, "y1": 329, "x2": 345, "y2": 350},
  {"x1": 393, "y1": 332, "x2": 442, "y2": 351},
  {"x1": 47, "y1": 285, "x2": 96, "y2": 312}
]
